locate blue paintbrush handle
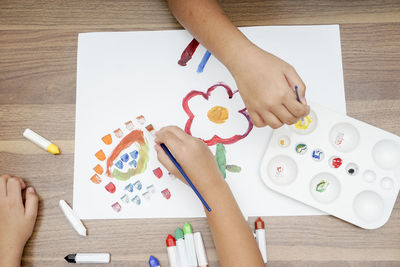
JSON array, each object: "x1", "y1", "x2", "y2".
[{"x1": 160, "y1": 143, "x2": 212, "y2": 212}]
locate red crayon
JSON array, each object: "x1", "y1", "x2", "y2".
[
  {"x1": 178, "y1": 38, "x2": 199, "y2": 66},
  {"x1": 255, "y1": 217, "x2": 267, "y2": 263},
  {"x1": 166, "y1": 235, "x2": 179, "y2": 267}
]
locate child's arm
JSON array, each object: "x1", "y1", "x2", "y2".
[
  {"x1": 0, "y1": 174, "x2": 39, "y2": 267},
  {"x1": 168, "y1": 0, "x2": 310, "y2": 128},
  {"x1": 155, "y1": 126, "x2": 264, "y2": 267}
]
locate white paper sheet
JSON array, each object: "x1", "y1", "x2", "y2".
[{"x1": 73, "y1": 25, "x2": 346, "y2": 219}]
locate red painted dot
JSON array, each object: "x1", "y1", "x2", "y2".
[
  {"x1": 153, "y1": 167, "x2": 163, "y2": 178},
  {"x1": 161, "y1": 188, "x2": 171, "y2": 200},
  {"x1": 105, "y1": 182, "x2": 116, "y2": 193}
]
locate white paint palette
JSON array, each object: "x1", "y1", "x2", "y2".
[{"x1": 260, "y1": 103, "x2": 400, "y2": 229}]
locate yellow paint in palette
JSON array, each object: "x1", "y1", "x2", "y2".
[{"x1": 294, "y1": 115, "x2": 312, "y2": 130}]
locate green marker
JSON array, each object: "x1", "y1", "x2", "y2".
[
  {"x1": 183, "y1": 222, "x2": 197, "y2": 266},
  {"x1": 175, "y1": 227, "x2": 189, "y2": 266}
]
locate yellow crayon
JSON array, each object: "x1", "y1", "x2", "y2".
[{"x1": 23, "y1": 128, "x2": 60, "y2": 155}]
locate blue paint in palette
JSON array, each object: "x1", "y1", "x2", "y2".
[
  {"x1": 129, "y1": 160, "x2": 137, "y2": 168},
  {"x1": 121, "y1": 153, "x2": 130, "y2": 162},
  {"x1": 130, "y1": 150, "x2": 138, "y2": 159},
  {"x1": 197, "y1": 50, "x2": 211, "y2": 73},
  {"x1": 115, "y1": 160, "x2": 124, "y2": 170},
  {"x1": 124, "y1": 183, "x2": 134, "y2": 192}
]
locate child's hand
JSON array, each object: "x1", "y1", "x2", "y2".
[
  {"x1": 229, "y1": 45, "x2": 310, "y2": 128},
  {"x1": 154, "y1": 126, "x2": 224, "y2": 192},
  {"x1": 0, "y1": 174, "x2": 39, "y2": 267}
]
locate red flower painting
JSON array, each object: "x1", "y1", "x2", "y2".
[{"x1": 182, "y1": 83, "x2": 253, "y2": 146}]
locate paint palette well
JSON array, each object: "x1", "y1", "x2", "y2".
[{"x1": 260, "y1": 103, "x2": 400, "y2": 229}]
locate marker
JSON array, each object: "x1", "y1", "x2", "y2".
[
  {"x1": 175, "y1": 227, "x2": 189, "y2": 267},
  {"x1": 255, "y1": 217, "x2": 267, "y2": 263},
  {"x1": 194, "y1": 232, "x2": 209, "y2": 267},
  {"x1": 160, "y1": 144, "x2": 211, "y2": 212},
  {"x1": 23, "y1": 128, "x2": 60, "y2": 154},
  {"x1": 183, "y1": 222, "x2": 198, "y2": 267},
  {"x1": 294, "y1": 85, "x2": 305, "y2": 125},
  {"x1": 64, "y1": 253, "x2": 110, "y2": 263},
  {"x1": 149, "y1": 255, "x2": 161, "y2": 267},
  {"x1": 59, "y1": 200, "x2": 87, "y2": 237},
  {"x1": 166, "y1": 234, "x2": 180, "y2": 267}
]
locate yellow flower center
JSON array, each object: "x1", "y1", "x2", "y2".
[
  {"x1": 294, "y1": 116, "x2": 312, "y2": 130},
  {"x1": 207, "y1": 106, "x2": 229, "y2": 124}
]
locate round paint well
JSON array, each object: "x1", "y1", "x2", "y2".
[
  {"x1": 310, "y1": 172, "x2": 341, "y2": 204},
  {"x1": 345, "y1": 162, "x2": 359, "y2": 176},
  {"x1": 372, "y1": 139, "x2": 400, "y2": 170},
  {"x1": 353, "y1": 191, "x2": 384, "y2": 222},
  {"x1": 295, "y1": 143, "x2": 308, "y2": 155},
  {"x1": 290, "y1": 110, "x2": 318, "y2": 135},
  {"x1": 267, "y1": 155, "x2": 298, "y2": 186},
  {"x1": 329, "y1": 122, "x2": 360, "y2": 152},
  {"x1": 329, "y1": 156, "x2": 343, "y2": 169},
  {"x1": 363, "y1": 170, "x2": 377, "y2": 183},
  {"x1": 381, "y1": 177, "x2": 394, "y2": 190},
  {"x1": 278, "y1": 135, "x2": 290, "y2": 148},
  {"x1": 311, "y1": 148, "x2": 325, "y2": 161}
]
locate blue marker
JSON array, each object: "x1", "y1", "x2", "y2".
[
  {"x1": 160, "y1": 143, "x2": 212, "y2": 212},
  {"x1": 149, "y1": 255, "x2": 160, "y2": 267},
  {"x1": 197, "y1": 50, "x2": 212, "y2": 73}
]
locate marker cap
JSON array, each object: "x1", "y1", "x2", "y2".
[
  {"x1": 175, "y1": 227, "x2": 184, "y2": 240},
  {"x1": 183, "y1": 222, "x2": 193, "y2": 234},
  {"x1": 166, "y1": 234, "x2": 176, "y2": 247},
  {"x1": 255, "y1": 217, "x2": 265, "y2": 230}
]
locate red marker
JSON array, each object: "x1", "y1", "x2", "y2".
[
  {"x1": 166, "y1": 235, "x2": 180, "y2": 267},
  {"x1": 255, "y1": 217, "x2": 267, "y2": 263}
]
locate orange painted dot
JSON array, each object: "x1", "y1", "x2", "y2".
[
  {"x1": 95, "y1": 150, "x2": 106, "y2": 161},
  {"x1": 145, "y1": 124, "x2": 154, "y2": 132},
  {"x1": 102, "y1": 134, "x2": 112, "y2": 145},
  {"x1": 94, "y1": 164, "x2": 104, "y2": 175},
  {"x1": 207, "y1": 106, "x2": 229, "y2": 124},
  {"x1": 90, "y1": 174, "x2": 102, "y2": 184}
]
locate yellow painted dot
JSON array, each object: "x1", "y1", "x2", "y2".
[
  {"x1": 295, "y1": 116, "x2": 312, "y2": 130},
  {"x1": 207, "y1": 106, "x2": 229, "y2": 124}
]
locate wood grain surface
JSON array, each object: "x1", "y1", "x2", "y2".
[{"x1": 0, "y1": 0, "x2": 399, "y2": 266}]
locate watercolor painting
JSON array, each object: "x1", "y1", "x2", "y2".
[
  {"x1": 90, "y1": 116, "x2": 172, "y2": 213},
  {"x1": 182, "y1": 83, "x2": 253, "y2": 146}
]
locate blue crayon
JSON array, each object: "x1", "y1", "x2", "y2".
[{"x1": 149, "y1": 255, "x2": 161, "y2": 267}]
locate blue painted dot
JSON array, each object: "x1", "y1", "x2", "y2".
[
  {"x1": 115, "y1": 160, "x2": 124, "y2": 169},
  {"x1": 129, "y1": 160, "x2": 137, "y2": 168},
  {"x1": 130, "y1": 150, "x2": 138, "y2": 159},
  {"x1": 121, "y1": 153, "x2": 129, "y2": 162},
  {"x1": 124, "y1": 183, "x2": 134, "y2": 193}
]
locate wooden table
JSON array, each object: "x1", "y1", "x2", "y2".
[{"x1": 1, "y1": 0, "x2": 399, "y2": 266}]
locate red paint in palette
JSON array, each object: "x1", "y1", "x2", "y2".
[{"x1": 178, "y1": 38, "x2": 199, "y2": 66}]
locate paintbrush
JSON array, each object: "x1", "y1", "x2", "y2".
[
  {"x1": 294, "y1": 85, "x2": 305, "y2": 125},
  {"x1": 160, "y1": 143, "x2": 212, "y2": 212}
]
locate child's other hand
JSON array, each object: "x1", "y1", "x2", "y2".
[
  {"x1": 0, "y1": 174, "x2": 39, "y2": 267},
  {"x1": 229, "y1": 45, "x2": 310, "y2": 128},
  {"x1": 154, "y1": 126, "x2": 224, "y2": 192}
]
